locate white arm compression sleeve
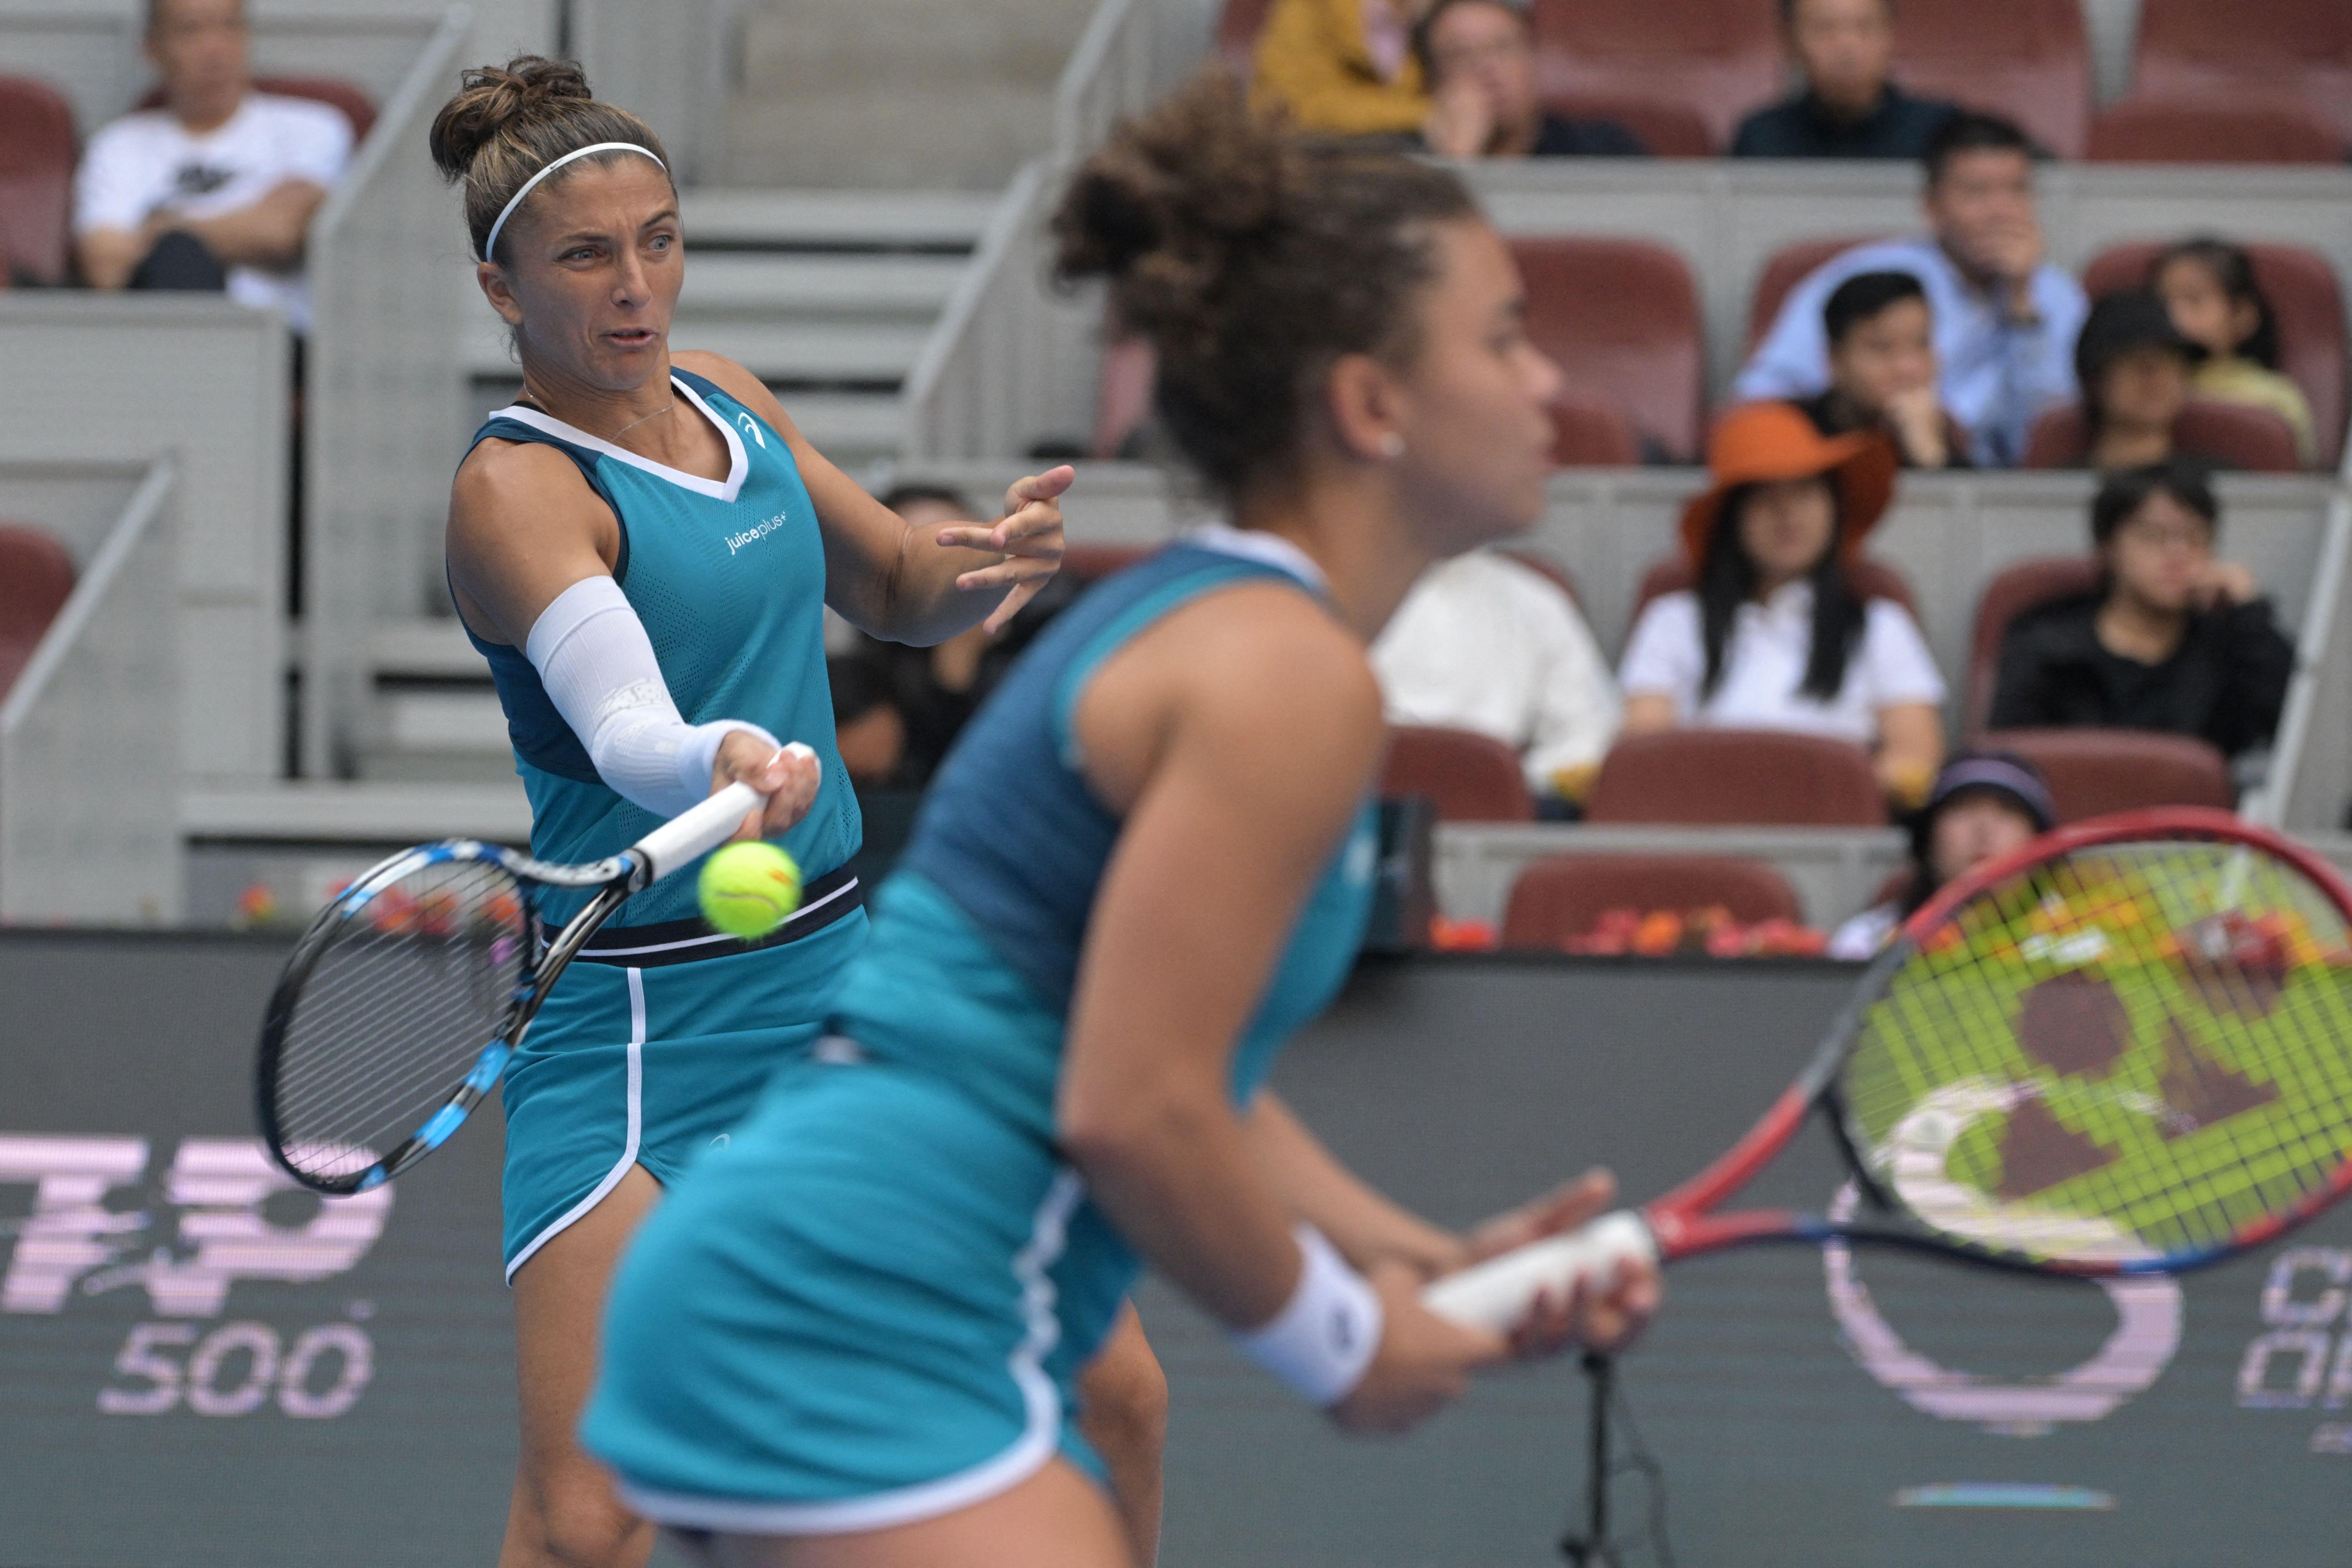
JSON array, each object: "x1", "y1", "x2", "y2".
[{"x1": 524, "y1": 576, "x2": 783, "y2": 820}]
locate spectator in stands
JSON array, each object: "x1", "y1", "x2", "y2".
[
  {"x1": 1732, "y1": 0, "x2": 1958, "y2": 160},
  {"x1": 1620, "y1": 402, "x2": 1945, "y2": 802},
  {"x1": 73, "y1": 0, "x2": 350, "y2": 330},
  {"x1": 1826, "y1": 749, "x2": 2054, "y2": 957},
  {"x1": 1989, "y1": 460, "x2": 2294, "y2": 762},
  {"x1": 1414, "y1": 0, "x2": 1648, "y2": 159},
  {"x1": 1736, "y1": 112, "x2": 2087, "y2": 467},
  {"x1": 1797, "y1": 270, "x2": 1970, "y2": 468},
  {"x1": 828, "y1": 654, "x2": 907, "y2": 787},
  {"x1": 1370, "y1": 548, "x2": 1622, "y2": 810},
  {"x1": 1250, "y1": 0, "x2": 1431, "y2": 139},
  {"x1": 2071, "y1": 290, "x2": 2197, "y2": 473},
  {"x1": 2152, "y1": 237, "x2": 2318, "y2": 467}
]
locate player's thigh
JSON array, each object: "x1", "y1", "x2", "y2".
[
  {"x1": 1077, "y1": 1302, "x2": 1166, "y2": 1457},
  {"x1": 512, "y1": 1162, "x2": 664, "y2": 1469},
  {"x1": 697, "y1": 1458, "x2": 1131, "y2": 1568}
]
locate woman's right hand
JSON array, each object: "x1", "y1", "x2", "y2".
[
  {"x1": 713, "y1": 730, "x2": 823, "y2": 841},
  {"x1": 1328, "y1": 1262, "x2": 1508, "y2": 1434}
]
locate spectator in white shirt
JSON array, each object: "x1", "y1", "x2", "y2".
[
  {"x1": 1619, "y1": 401, "x2": 1946, "y2": 803},
  {"x1": 74, "y1": 0, "x2": 351, "y2": 329},
  {"x1": 1826, "y1": 749, "x2": 2054, "y2": 958},
  {"x1": 1371, "y1": 548, "x2": 1622, "y2": 808}
]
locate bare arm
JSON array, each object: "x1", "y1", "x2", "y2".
[
  {"x1": 1875, "y1": 701, "x2": 1945, "y2": 807},
  {"x1": 76, "y1": 227, "x2": 148, "y2": 290},
  {"x1": 673, "y1": 351, "x2": 1065, "y2": 644},
  {"x1": 171, "y1": 178, "x2": 327, "y2": 270},
  {"x1": 1246, "y1": 1093, "x2": 1462, "y2": 1275},
  {"x1": 1622, "y1": 692, "x2": 1678, "y2": 733}
]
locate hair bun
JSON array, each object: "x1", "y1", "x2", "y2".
[{"x1": 429, "y1": 56, "x2": 595, "y2": 182}]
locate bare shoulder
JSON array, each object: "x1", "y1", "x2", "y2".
[{"x1": 1173, "y1": 582, "x2": 1382, "y2": 736}]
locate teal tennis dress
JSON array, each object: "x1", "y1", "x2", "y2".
[
  {"x1": 461, "y1": 369, "x2": 866, "y2": 1280},
  {"x1": 583, "y1": 529, "x2": 1380, "y2": 1534}
]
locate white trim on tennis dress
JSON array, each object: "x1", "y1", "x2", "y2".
[
  {"x1": 616, "y1": 1169, "x2": 1086, "y2": 1535},
  {"x1": 581, "y1": 876, "x2": 860, "y2": 958},
  {"x1": 505, "y1": 967, "x2": 648, "y2": 1284},
  {"x1": 490, "y1": 375, "x2": 749, "y2": 503}
]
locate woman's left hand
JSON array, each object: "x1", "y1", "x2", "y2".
[
  {"x1": 936, "y1": 464, "x2": 1072, "y2": 633},
  {"x1": 1447, "y1": 1168, "x2": 1662, "y2": 1359}
]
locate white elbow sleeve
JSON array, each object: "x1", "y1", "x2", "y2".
[{"x1": 525, "y1": 576, "x2": 782, "y2": 819}]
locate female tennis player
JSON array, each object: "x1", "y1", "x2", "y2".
[
  {"x1": 425, "y1": 59, "x2": 1182, "y2": 1568},
  {"x1": 583, "y1": 74, "x2": 1661, "y2": 1565}
]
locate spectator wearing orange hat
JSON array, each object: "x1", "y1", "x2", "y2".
[{"x1": 1619, "y1": 402, "x2": 1946, "y2": 804}]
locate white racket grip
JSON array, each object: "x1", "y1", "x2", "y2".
[
  {"x1": 1420, "y1": 1211, "x2": 1658, "y2": 1334},
  {"x1": 630, "y1": 781, "x2": 764, "y2": 882}
]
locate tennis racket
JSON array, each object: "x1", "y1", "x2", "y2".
[
  {"x1": 1426, "y1": 808, "x2": 2352, "y2": 1331},
  {"x1": 255, "y1": 782, "x2": 765, "y2": 1195}
]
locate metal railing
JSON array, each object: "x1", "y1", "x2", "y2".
[
  {"x1": 302, "y1": 4, "x2": 472, "y2": 778},
  {"x1": 0, "y1": 460, "x2": 180, "y2": 925},
  {"x1": 2247, "y1": 444, "x2": 2352, "y2": 833}
]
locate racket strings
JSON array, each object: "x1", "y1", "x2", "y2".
[
  {"x1": 267, "y1": 859, "x2": 530, "y2": 1185},
  {"x1": 1840, "y1": 839, "x2": 2352, "y2": 1266}
]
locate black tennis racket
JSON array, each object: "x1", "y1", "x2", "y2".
[
  {"x1": 1427, "y1": 809, "x2": 2352, "y2": 1328},
  {"x1": 255, "y1": 782, "x2": 763, "y2": 1195}
]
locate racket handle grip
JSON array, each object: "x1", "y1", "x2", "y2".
[
  {"x1": 631, "y1": 781, "x2": 765, "y2": 883},
  {"x1": 1421, "y1": 1211, "x2": 1657, "y2": 1333}
]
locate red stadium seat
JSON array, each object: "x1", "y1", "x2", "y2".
[
  {"x1": 2020, "y1": 400, "x2": 2303, "y2": 475},
  {"x1": 1549, "y1": 94, "x2": 1714, "y2": 157},
  {"x1": 1502, "y1": 852, "x2": 1800, "y2": 948},
  {"x1": 1965, "y1": 555, "x2": 2103, "y2": 735},
  {"x1": 1545, "y1": 389, "x2": 1641, "y2": 467},
  {"x1": 1747, "y1": 236, "x2": 1888, "y2": 353},
  {"x1": 1382, "y1": 725, "x2": 1535, "y2": 823},
  {"x1": 1586, "y1": 729, "x2": 1888, "y2": 826},
  {"x1": 1511, "y1": 236, "x2": 1704, "y2": 460},
  {"x1": 1219, "y1": 0, "x2": 1277, "y2": 76},
  {"x1": 136, "y1": 75, "x2": 376, "y2": 142},
  {"x1": 2082, "y1": 240, "x2": 2346, "y2": 470},
  {"x1": 0, "y1": 524, "x2": 77, "y2": 701},
  {"x1": 0, "y1": 76, "x2": 76, "y2": 285},
  {"x1": 2132, "y1": 0, "x2": 2352, "y2": 146},
  {"x1": 2087, "y1": 98, "x2": 2345, "y2": 167},
  {"x1": 1888, "y1": 0, "x2": 2090, "y2": 158},
  {"x1": 1528, "y1": 0, "x2": 1779, "y2": 153},
  {"x1": 1632, "y1": 553, "x2": 1920, "y2": 620},
  {"x1": 1982, "y1": 728, "x2": 2234, "y2": 821}
]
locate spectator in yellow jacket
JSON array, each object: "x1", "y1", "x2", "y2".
[{"x1": 1251, "y1": 0, "x2": 1432, "y2": 138}]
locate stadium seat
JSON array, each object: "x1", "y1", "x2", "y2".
[
  {"x1": 1586, "y1": 729, "x2": 1888, "y2": 826},
  {"x1": 2132, "y1": 0, "x2": 2352, "y2": 146},
  {"x1": 0, "y1": 75, "x2": 77, "y2": 285},
  {"x1": 2081, "y1": 240, "x2": 2347, "y2": 469},
  {"x1": 1632, "y1": 553, "x2": 1920, "y2": 620},
  {"x1": 1090, "y1": 334, "x2": 1155, "y2": 459},
  {"x1": 1511, "y1": 236, "x2": 1704, "y2": 460},
  {"x1": 0, "y1": 524, "x2": 76, "y2": 701},
  {"x1": 1219, "y1": 0, "x2": 1276, "y2": 76},
  {"x1": 136, "y1": 75, "x2": 376, "y2": 142},
  {"x1": 1549, "y1": 94, "x2": 1714, "y2": 158},
  {"x1": 1982, "y1": 727, "x2": 2234, "y2": 820},
  {"x1": 1545, "y1": 389, "x2": 1641, "y2": 467},
  {"x1": 1747, "y1": 236, "x2": 1887, "y2": 353},
  {"x1": 2020, "y1": 399, "x2": 2303, "y2": 474},
  {"x1": 2087, "y1": 98, "x2": 2344, "y2": 167},
  {"x1": 1964, "y1": 555, "x2": 2103, "y2": 734},
  {"x1": 1887, "y1": 0, "x2": 2090, "y2": 158},
  {"x1": 1528, "y1": 0, "x2": 1779, "y2": 152},
  {"x1": 1501, "y1": 852, "x2": 1801, "y2": 948},
  {"x1": 1382, "y1": 725, "x2": 1535, "y2": 823}
]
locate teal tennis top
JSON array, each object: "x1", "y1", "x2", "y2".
[{"x1": 460, "y1": 369, "x2": 860, "y2": 928}]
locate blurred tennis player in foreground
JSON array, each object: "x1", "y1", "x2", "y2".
[{"x1": 583, "y1": 73, "x2": 1659, "y2": 1566}]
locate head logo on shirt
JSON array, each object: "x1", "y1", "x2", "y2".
[
  {"x1": 171, "y1": 162, "x2": 234, "y2": 200},
  {"x1": 735, "y1": 411, "x2": 766, "y2": 449}
]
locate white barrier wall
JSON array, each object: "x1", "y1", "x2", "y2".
[
  {"x1": 569, "y1": 0, "x2": 740, "y2": 184},
  {"x1": 0, "y1": 460, "x2": 180, "y2": 923},
  {"x1": 0, "y1": 296, "x2": 288, "y2": 782}
]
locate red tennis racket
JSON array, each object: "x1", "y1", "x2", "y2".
[{"x1": 1425, "y1": 809, "x2": 2352, "y2": 1330}]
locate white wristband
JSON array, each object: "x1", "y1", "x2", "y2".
[{"x1": 1230, "y1": 1224, "x2": 1383, "y2": 1407}]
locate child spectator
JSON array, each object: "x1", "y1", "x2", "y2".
[
  {"x1": 2071, "y1": 290, "x2": 2196, "y2": 473},
  {"x1": 1989, "y1": 459, "x2": 2293, "y2": 763},
  {"x1": 1826, "y1": 750, "x2": 2055, "y2": 958},
  {"x1": 1796, "y1": 270, "x2": 1971, "y2": 468},
  {"x1": 73, "y1": 0, "x2": 351, "y2": 330},
  {"x1": 1250, "y1": 0, "x2": 1432, "y2": 139},
  {"x1": 1620, "y1": 401, "x2": 1945, "y2": 803},
  {"x1": 1732, "y1": 0, "x2": 1958, "y2": 160},
  {"x1": 1370, "y1": 548, "x2": 1623, "y2": 810},
  {"x1": 2152, "y1": 237, "x2": 2317, "y2": 466},
  {"x1": 1414, "y1": 0, "x2": 1648, "y2": 159},
  {"x1": 1736, "y1": 113, "x2": 2085, "y2": 467}
]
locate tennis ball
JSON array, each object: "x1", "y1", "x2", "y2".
[{"x1": 698, "y1": 841, "x2": 802, "y2": 939}]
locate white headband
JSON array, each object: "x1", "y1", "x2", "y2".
[{"x1": 483, "y1": 141, "x2": 667, "y2": 262}]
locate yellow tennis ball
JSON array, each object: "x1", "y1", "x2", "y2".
[{"x1": 698, "y1": 841, "x2": 802, "y2": 939}]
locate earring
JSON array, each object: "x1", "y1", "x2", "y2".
[{"x1": 1379, "y1": 433, "x2": 1406, "y2": 459}]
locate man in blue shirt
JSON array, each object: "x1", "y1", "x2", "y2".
[
  {"x1": 1732, "y1": 0, "x2": 1957, "y2": 160},
  {"x1": 1735, "y1": 112, "x2": 2087, "y2": 467}
]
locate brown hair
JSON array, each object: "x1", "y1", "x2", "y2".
[
  {"x1": 428, "y1": 56, "x2": 672, "y2": 265},
  {"x1": 1051, "y1": 72, "x2": 1477, "y2": 503}
]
